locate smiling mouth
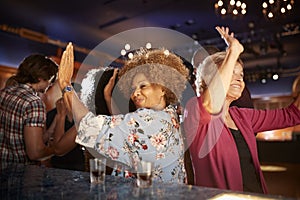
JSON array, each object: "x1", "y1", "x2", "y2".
[
  {"x1": 134, "y1": 99, "x2": 144, "y2": 105},
  {"x1": 231, "y1": 84, "x2": 241, "y2": 89}
]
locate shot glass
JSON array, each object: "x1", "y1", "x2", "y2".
[
  {"x1": 136, "y1": 161, "x2": 153, "y2": 188},
  {"x1": 89, "y1": 158, "x2": 106, "y2": 184}
]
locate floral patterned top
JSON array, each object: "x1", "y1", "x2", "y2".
[{"x1": 75, "y1": 105, "x2": 186, "y2": 183}]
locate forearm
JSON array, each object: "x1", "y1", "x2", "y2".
[
  {"x1": 105, "y1": 96, "x2": 121, "y2": 115},
  {"x1": 52, "y1": 114, "x2": 66, "y2": 144},
  {"x1": 203, "y1": 48, "x2": 241, "y2": 114},
  {"x1": 104, "y1": 94, "x2": 113, "y2": 114},
  {"x1": 63, "y1": 90, "x2": 89, "y2": 127},
  {"x1": 53, "y1": 126, "x2": 77, "y2": 156},
  {"x1": 58, "y1": 43, "x2": 89, "y2": 125},
  {"x1": 27, "y1": 145, "x2": 55, "y2": 161}
]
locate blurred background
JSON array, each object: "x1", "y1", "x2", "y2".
[{"x1": 0, "y1": 0, "x2": 299, "y2": 198}]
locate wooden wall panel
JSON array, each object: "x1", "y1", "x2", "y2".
[{"x1": 0, "y1": 65, "x2": 17, "y2": 90}]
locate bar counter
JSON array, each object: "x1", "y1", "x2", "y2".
[{"x1": 0, "y1": 164, "x2": 294, "y2": 199}]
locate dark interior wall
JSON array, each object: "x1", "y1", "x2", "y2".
[
  {"x1": 257, "y1": 139, "x2": 300, "y2": 163},
  {"x1": 257, "y1": 139, "x2": 300, "y2": 198}
]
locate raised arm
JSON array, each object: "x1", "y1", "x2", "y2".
[
  {"x1": 58, "y1": 43, "x2": 89, "y2": 126},
  {"x1": 104, "y1": 68, "x2": 120, "y2": 114},
  {"x1": 202, "y1": 26, "x2": 244, "y2": 114}
]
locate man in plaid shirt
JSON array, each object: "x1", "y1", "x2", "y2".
[{"x1": 0, "y1": 54, "x2": 61, "y2": 170}]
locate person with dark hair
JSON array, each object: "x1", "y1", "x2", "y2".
[
  {"x1": 4, "y1": 75, "x2": 18, "y2": 87},
  {"x1": 45, "y1": 82, "x2": 85, "y2": 171},
  {"x1": 184, "y1": 26, "x2": 300, "y2": 193},
  {"x1": 0, "y1": 54, "x2": 62, "y2": 170},
  {"x1": 11, "y1": 55, "x2": 58, "y2": 91}
]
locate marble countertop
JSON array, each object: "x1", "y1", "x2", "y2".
[{"x1": 0, "y1": 164, "x2": 293, "y2": 200}]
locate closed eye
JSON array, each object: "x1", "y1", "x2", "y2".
[
  {"x1": 140, "y1": 84, "x2": 147, "y2": 89},
  {"x1": 233, "y1": 71, "x2": 244, "y2": 78},
  {"x1": 131, "y1": 81, "x2": 150, "y2": 94}
]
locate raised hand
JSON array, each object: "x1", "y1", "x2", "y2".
[
  {"x1": 58, "y1": 43, "x2": 74, "y2": 90},
  {"x1": 215, "y1": 26, "x2": 244, "y2": 55},
  {"x1": 104, "y1": 68, "x2": 119, "y2": 114},
  {"x1": 104, "y1": 69, "x2": 118, "y2": 101}
]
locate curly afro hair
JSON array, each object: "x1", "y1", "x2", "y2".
[{"x1": 117, "y1": 48, "x2": 189, "y2": 106}]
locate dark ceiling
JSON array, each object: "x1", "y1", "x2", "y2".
[{"x1": 0, "y1": 0, "x2": 300, "y2": 97}]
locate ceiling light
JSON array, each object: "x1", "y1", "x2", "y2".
[
  {"x1": 261, "y1": 165, "x2": 287, "y2": 172},
  {"x1": 120, "y1": 49, "x2": 126, "y2": 56},
  {"x1": 261, "y1": 77, "x2": 267, "y2": 84},
  {"x1": 185, "y1": 19, "x2": 195, "y2": 25},
  {"x1": 145, "y1": 42, "x2": 152, "y2": 49},
  {"x1": 124, "y1": 44, "x2": 130, "y2": 50},
  {"x1": 262, "y1": 0, "x2": 294, "y2": 19},
  {"x1": 272, "y1": 73, "x2": 279, "y2": 80},
  {"x1": 215, "y1": 0, "x2": 247, "y2": 18},
  {"x1": 128, "y1": 52, "x2": 133, "y2": 59}
]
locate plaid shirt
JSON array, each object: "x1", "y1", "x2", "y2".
[{"x1": 0, "y1": 83, "x2": 46, "y2": 169}]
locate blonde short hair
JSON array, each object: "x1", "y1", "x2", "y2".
[{"x1": 195, "y1": 51, "x2": 244, "y2": 96}]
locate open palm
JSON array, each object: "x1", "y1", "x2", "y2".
[
  {"x1": 215, "y1": 26, "x2": 244, "y2": 54},
  {"x1": 58, "y1": 43, "x2": 74, "y2": 90}
]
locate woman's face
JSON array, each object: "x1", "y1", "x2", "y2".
[
  {"x1": 227, "y1": 62, "x2": 245, "y2": 101},
  {"x1": 130, "y1": 73, "x2": 165, "y2": 110}
]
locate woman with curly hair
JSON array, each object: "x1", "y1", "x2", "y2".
[{"x1": 58, "y1": 44, "x2": 190, "y2": 183}]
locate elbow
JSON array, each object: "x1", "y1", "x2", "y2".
[
  {"x1": 27, "y1": 146, "x2": 53, "y2": 161},
  {"x1": 27, "y1": 153, "x2": 41, "y2": 161},
  {"x1": 201, "y1": 92, "x2": 223, "y2": 115},
  {"x1": 202, "y1": 100, "x2": 222, "y2": 115}
]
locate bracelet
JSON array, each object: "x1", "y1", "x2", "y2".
[{"x1": 62, "y1": 85, "x2": 73, "y2": 96}]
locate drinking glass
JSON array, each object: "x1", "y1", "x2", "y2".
[
  {"x1": 89, "y1": 158, "x2": 106, "y2": 184},
  {"x1": 136, "y1": 161, "x2": 153, "y2": 188}
]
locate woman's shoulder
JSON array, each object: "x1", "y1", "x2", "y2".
[{"x1": 229, "y1": 106, "x2": 258, "y2": 121}]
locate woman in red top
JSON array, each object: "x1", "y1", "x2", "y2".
[{"x1": 184, "y1": 26, "x2": 300, "y2": 193}]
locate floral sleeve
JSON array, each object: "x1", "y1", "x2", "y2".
[{"x1": 75, "y1": 112, "x2": 107, "y2": 148}]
